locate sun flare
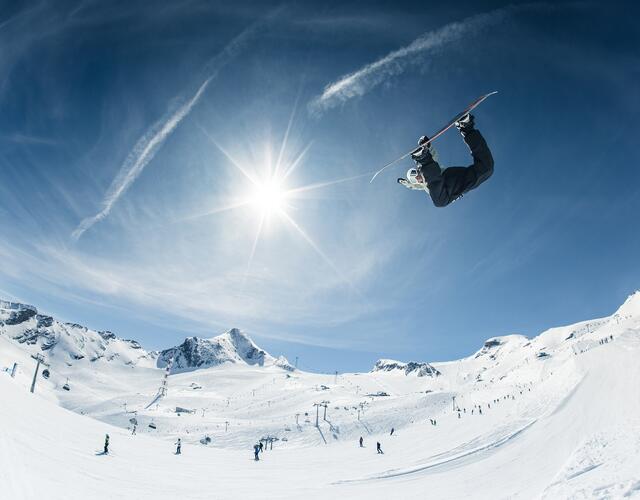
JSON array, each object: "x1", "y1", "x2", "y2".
[{"x1": 251, "y1": 179, "x2": 287, "y2": 216}]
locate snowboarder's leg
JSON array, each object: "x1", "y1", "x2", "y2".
[
  {"x1": 460, "y1": 127, "x2": 494, "y2": 191},
  {"x1": 415, "y1": 115, "x2": 494, "y2": 207}
]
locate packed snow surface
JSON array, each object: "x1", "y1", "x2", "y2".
[{"x1": 1, "y1": 292, "x2": 640, "y2": 499}]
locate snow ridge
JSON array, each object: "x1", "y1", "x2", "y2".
[
  {"x1": 156, "y1": 328, "x2": 292, "y2": 373},
  {"x1": 0, "y1": 300, "x2": 148, "y2": 366},
  {"x1": 373, "y1": 359, "x2": 441, "y2": 377}
]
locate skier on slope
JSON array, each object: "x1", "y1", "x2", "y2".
[
  {"x1": 254, "y1": 444, "x2": 260, "y2": 461},
  {"x1": 359, "y1": 436, "x2": 364, "y2": 447},
  {"x1": 175, "y1": 438, "x2": 182, "y2": 455},
  {"x1": 104, "y1": 434, "x2": 110, "y2": 454},
  {"x1": 376, "y1": 442, "x2": 383, "y2": 454},
  {"x1": 398, "y1": 114, "x2": 494, "y2": 207}
]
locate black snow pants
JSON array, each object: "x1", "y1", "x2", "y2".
[{"x1": 417, "y1": 129, "x2": 494, "y2": 207}]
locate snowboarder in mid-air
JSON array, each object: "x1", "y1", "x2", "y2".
[{"x1": 398, "y1": 114, "x2": 494, "y2": 207}]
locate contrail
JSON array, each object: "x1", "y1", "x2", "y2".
[
  {"x1": 72, "y1": 20, "x2": 263, "y2": 241},
  {"x1": 72, "y1": 78, "x2": 211, "y2": 240},
  {"x1": 308, "y1": 4, "x2": 531, "y2": 114}
]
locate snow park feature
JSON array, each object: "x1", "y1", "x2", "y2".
[{"x1": 2, "y1": 294, "x2": 640, "y2": 499}]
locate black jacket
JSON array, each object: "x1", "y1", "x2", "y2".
[{"x1": 415, "y1": 128, "x2": 494, "y2": 207}]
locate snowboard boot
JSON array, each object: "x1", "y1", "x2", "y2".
[
  {"x1": 455, "y1": 113, "x2": 475, "y2": 133},
  {"x1": 411, "y1": 135, "x2": 437, "y2": 165}
]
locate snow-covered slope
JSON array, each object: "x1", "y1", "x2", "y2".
[
  {"x1": 0, "y1": 300, "x2": 152, "y2": 367},
  {"x1": 1, "y1": 292, "x2": 640, "y2": 499}
]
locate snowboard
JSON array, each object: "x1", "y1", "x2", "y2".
[{"x1": 369, "y1": 91, "x2": 498, "y2": 183}]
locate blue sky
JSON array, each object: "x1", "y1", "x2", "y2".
[{"x1": 1, "y1": 0, "x2": 639, "y2": 373}]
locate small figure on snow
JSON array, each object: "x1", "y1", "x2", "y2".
[
  {"x1": 175, "y1": 438, "x2": 182, "y2": 455},
  {"x1": 254, "y1": 444, "x2": 260, "y2": 461},
  {"x1": 359, "y1": 436, "x2": 364, "y2": 448},
  {"x1": 259, "y1": 441, "x2": 264, "y2": 453},
  {"x1": 390, "y1": 427, "x2": 395, "y2": 436},
  {"x1": 376, "y1": 442, "x2": 383, "y2": 454},
  {"x1": 104, "y1": 434, "x2": 110, "y2": 455},
  {"x1": 398, "y1": 114, "x2": 494, "y2": 207}
]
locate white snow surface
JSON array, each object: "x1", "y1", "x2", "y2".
[{"x1": 1, "y1": 292, "x2": 640, "y2": 499}]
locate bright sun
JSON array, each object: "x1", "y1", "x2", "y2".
[{"x1": 251, "y1": 180, "x2": 287, "y2": 216}]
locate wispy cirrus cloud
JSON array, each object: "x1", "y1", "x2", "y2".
[
  {"x1": 71, "y1": 77, "x2": 212, "y2": 240},
  {"x1": 308, "y1": 3, "x2": 570, "y2": 115},
  {"x1": 71, "y1": 12, "x2": 274, "y2": 241}
]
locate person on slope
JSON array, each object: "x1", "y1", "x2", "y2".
[
  {"x1": 376, "y1": 442, "x2": 383, "y2": 454},
  {"x1": 254, "y1": 444, "x2": 260, "y2": 461},
  {"x1": 175, "y1": 438, "x2": 182, "y2": 455},
  {"x1": 397, "y1": 114, "x2": 494, "y2": 207},
  {"x1": 359, "y1": 436, "x2": 364, "y2": 447},
  {"x1": 103, "y1": 434, "x2": 110, "y2": 454}
]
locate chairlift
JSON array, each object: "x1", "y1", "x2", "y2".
[
  {"x1": 42, "y1": 369, "x2": 50, "y2": 379},
  {"x1": 62, "y1": 378, "x2": 70, "y2": 391}
]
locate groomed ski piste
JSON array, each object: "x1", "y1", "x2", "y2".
[{"x1": 2, "y1": 293, "x2": 640, "y2": 499}]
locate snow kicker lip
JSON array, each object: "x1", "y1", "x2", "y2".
[{"x1": 333, "y1": 419, "x2": 537, "y2": 485}]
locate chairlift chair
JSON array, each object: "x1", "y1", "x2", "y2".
[{"x1": 62, "y1": 378, "x2": 70, "y2": 391}]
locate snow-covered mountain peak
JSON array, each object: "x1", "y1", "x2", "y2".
[
  {"x1": 372, "y1": 358, "x2": 441, "y2": 377},
  {"x1": 0, "y1": 299, "x2": 151, "y2": 367},
  {"x1": 614, "y1": 290, "x2": 640, "y2": 319},
  {"x1": 473, "y1": 334, "x2": 529, "y2": 359},
  {"x1": 157, "y1": 329, "x2": 292, "y2": 373}
]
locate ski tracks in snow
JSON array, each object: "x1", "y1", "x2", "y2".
[{"x1": 334, "y1": 419, "x2": 537, "y2": 484}]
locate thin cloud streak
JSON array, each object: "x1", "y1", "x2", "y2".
[
  {"x1": 308, "y1": 3, "x2": 554, "y2": 114},
  {"x1": 72, "y1": 15, "x2": 270, "y2": 241},
  {"x1": 72, "y1": 77, "x2": 212, "y2": 240}
]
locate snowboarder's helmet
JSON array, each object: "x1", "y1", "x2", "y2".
[
  {"x1": 407, "y1": 168, "x2": 422, "y2": 184},
  {"x1": 418, "y1": 135, "x2": 429, "y2": 146}
]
